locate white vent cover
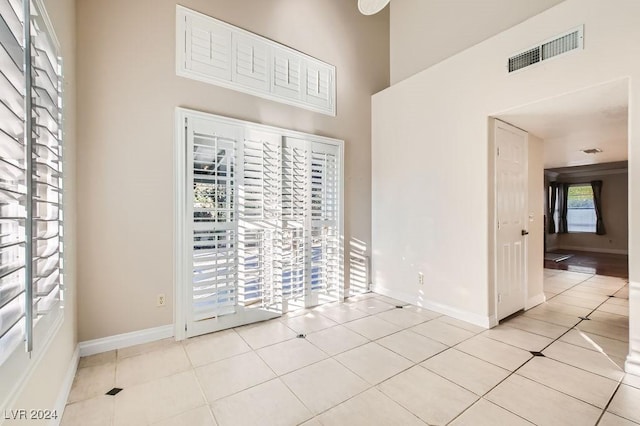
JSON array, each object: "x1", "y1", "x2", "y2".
[
  {"x1": 176, "y1": 6, "x2": 336, "y2": 116},
  {"x1": 508, "y1": 26, "x2": 583, "y2": 73}
]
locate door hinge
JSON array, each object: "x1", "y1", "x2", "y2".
[
  {"x1": 497, "y1": 147, "x2": 500, "y2": 157},
  {"x1": 498, "y1": 293, "x2": 502, "y2": 303},
  {"x1": 184, "y1": 323, "x2": 188, "y2": 332}
]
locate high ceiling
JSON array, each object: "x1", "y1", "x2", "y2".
[{"x1": 495, "y1": 79, "x2": 628, "y2": 169}]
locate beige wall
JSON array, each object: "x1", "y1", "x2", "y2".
[
  {"x1": 548, "y1": 172, "x2": 629, "y2": 253},
  {"x1": 6, "y1": 0, "x2": 78, "y2": 422},
  {"x1": 390, "y1": 0, "x2": 565, "y2": 84},
  {"x1": 373, "y1": 0, "x2": 640, "y2": 327},
  {"x1": 76, "y1": 0, "x2": 389, "y2": 341}
]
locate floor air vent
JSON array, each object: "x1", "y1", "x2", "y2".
[{"x1": 508, "y1": 26, "x2": 583, "y2": 73}]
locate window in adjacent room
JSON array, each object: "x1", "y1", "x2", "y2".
[{"x1": 566, "y1": 184, "x2": 597, "y2": 233}]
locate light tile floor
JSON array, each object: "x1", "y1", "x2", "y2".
[{"x1": 62, "y1": 269, "x2": 638, "y2": 425}]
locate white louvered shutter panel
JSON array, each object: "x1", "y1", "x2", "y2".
[
  {"x1": 271, "y1": 47, "x2": 302, "y2": 101},
  {"x1": 184, "y1": 14, "x2": 232, "y2": 81},
  {"x1": 189, "y1": 119, "x2": 240, "y2": 320},
  {"x1": 305, "y1": 61, "x2": 334, "y2": 112},
  {"x1": 310, "y1": 143, "x2": 339, "y2": 294},
  {"x1": 281, "y1": 138, "x2": 307, "y2": 300},
  {"x1": 31, "y1": 3, "x2": 63, "y2": 318},
  {"x1": 0, "y1": 0, "x2": 27, "y2": 365},
  {"x1": 238, "y1": 130, "x2": 281, "y2": 309},
  {"x1": 232, "y1": 33, "x2": 269, "y2": 92}
]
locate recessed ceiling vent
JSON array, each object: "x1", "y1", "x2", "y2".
[{"x1": 508, "y1": 26, "x2": 584, "y2": 73}]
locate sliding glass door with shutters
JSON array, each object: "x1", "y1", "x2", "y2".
[{"x1": 175, "y1": 109, "x2": 343, "y2": 339}]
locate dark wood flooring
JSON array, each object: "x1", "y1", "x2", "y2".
[{"x1": 544, "y1": 249, "x2": 629, "y2": 279}]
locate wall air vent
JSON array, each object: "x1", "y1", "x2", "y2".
[{"x1": 508, "y1": 26, "x2": 583, "y2": 73}]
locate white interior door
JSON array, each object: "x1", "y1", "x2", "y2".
[{"x1": 495, "y1": 120, "x2": 528, "y2": 321}]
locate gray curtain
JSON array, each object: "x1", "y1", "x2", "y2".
[
  {"x1": 591, "y1": 180, "x2": 606, "y2": 235},
  {"x1": 557, "y1": 183, "x2": 569, "y2": 234},
  {"x1": 547, "y1": 183, "x2": 557, "y2": 234}
]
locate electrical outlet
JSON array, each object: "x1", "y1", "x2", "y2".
[
  {"x1": 418, "y1": 272, "x2": 424, "y2": 285},
  {"x1": 157, "y1": 294, "x2": 166, "y2": 307}
]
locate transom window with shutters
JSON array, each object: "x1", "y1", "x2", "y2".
[
  {"x1": 0, "y1": 0, "x2": 64, "y2": 383},
  {"x1": 175, "y1": 109, "x2": 343, "y2": 339}
]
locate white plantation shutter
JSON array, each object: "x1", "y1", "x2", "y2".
[
  {"x1": 177, "y1": 6, "x2": 336, "y2": 116},
  {"x1": 281, "y1": 138, "x2": 307, "y2": 300},
  {"x1": 238, "y1": 130, "x2": 281, "y2": 309},
  {"x1": 309, "y1": 144, "x2": 339, "y2": 295},
  {"x1": 184, "y1": 14, "x2": 232, "y2": 81},
  {"x1": 0, "y1": 0, "x2": 63, "y2": 372},
  {"x1": 189, "y1": 120, "x2": 239, "y2": 320},
  {"x1": 31, "y1": 3, "x2": 63, "y2": 320},
  {"x1": 0, "y1": 0, "x2": 27, "y2": 365},
  {"x1": 272, "y1": 47, "x2": 302, "y2": 100},
  {"x1": 232, "y1": 34, "x2": 269, "y2": 92}
]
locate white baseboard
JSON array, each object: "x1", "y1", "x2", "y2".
[
  {"x1": 50, "y1": 345, "x2": 79, "y2": 426},
  {"x1": 372, "y1": 285, "x2": 492, "y2": 329},
  {"x1": 625, "y1": 353, "x2": 640, "y2": 376},
  {"x1": 79, "y1": 325, "x2": 174, "y2": 357},
  {"x1": 526, "y1": 293, "x2": 546, "y2": 310},
  {"x1": 555, "y1": 245, "x2": 628, "y2": 255}
]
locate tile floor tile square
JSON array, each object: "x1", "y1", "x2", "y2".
[
  {"x1": 378, "y1": 366, "x2": 477, "y2": 425},
  {"x1": 113, "y1": 370, "x2": 205, "y2": 426},
  {"x1": 256, "y1": 337, "x2": 327, "y2": 375},
  {"x1": 343, "y1": 315, "x2": 402, "y2": 340},
  {"x1": 349, "y1": 297, "x2": 396, "y2": 315},
  {"x1": 559, "y1": 329, "x2": 629, "y2": 361},
  {"x1": 313, "y1": 303, "x2": 370, "y2": 323},
  {"x1": 421, "y1": 348, "x2": 510, "y2": 395},
  {"x1": 195, "y1": 351, "x2": 276, "y2": 402},
  {"x1": 485, "y1": 374, "x2": 601, "y2": 426},
  {"x1": 116, "y1": 344, "x2": 192, "y2": 388},
  {"x1": 151, "y1": 405, "x2": 217, "y2": 426},
  {"x1": 317, "y1": 388, "x2": 424, "y2": 426},
  {"x1": 335, "y1": 342, "x2": 412, "y2": 384},
  {"x1": 305, "y1": 324, "x2": 369, "y2": 356},
  {"x1": 410, "y1": 319, "x2": 476, "y2": 346},
  {"x1": 377, "y1": 329, "x2": 448, "y2": 363},
  {"x1": 78, "y1": 351, "x2": 116, "y2": 369},
  {"x1": 211, "y1": 379, "x2": 312, "y2": 426},
  {"x1": 608, "y1": 385, "x2": 640, "y2": 424},
  {"x1": 281, "y1": 358, "x2": 369, "y2": 415},
  {"x1": 117, "y1": 338, "x2": 178, "y2": 360},
  {"x1": 576, "y1": 320, "x2": 629, "y2": 342},
  {"x1": 234, "y1": 320, "x2": 297, "y2": 349},
  {"x1": 481, "y1": 326, "x2": 553, "y2": 352},
  {"x1": 280, "y1": 311, "x2": 339, "y2": 334},
  {"x1": 455, "y1": 335, "x2": 532, "y2": 371},
  {"x1": 374, "y1": 308, "x2": 428, "y2": 329},
  {"x1": 402, "y1": 305, "x2": 442, "y2": 320},
  {"x1": 183, "y1": 329, "x2": 251, "y2": 367},
  {"x1": 542, "y1": 341, "x2": 625, "y2": 381},
  {"x1": 598, "y1": 412, "x2": 640, "y2": 426},
  {"x1": 61, "y1": 396, "x2": 114, "y2": 426},
  {"x1": 67, "y1": 363, "x2": 116, "y2": 404},
  {"x1": 516, "y1": 356, "x2": 618, "y2": 408},
  {"x1": 435, "y1": 316, "x2": 486, "y2": 333},
  {"x1": 449, "y1": 398, "x2": 533, "y2": 426},
  {"x1": 501, "y1": 315, "x2": 569, "y2": 339}
]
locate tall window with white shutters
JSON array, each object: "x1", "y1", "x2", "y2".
[{"x1": 0, "y1": 0, "x2": 64, "y2": 377}]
